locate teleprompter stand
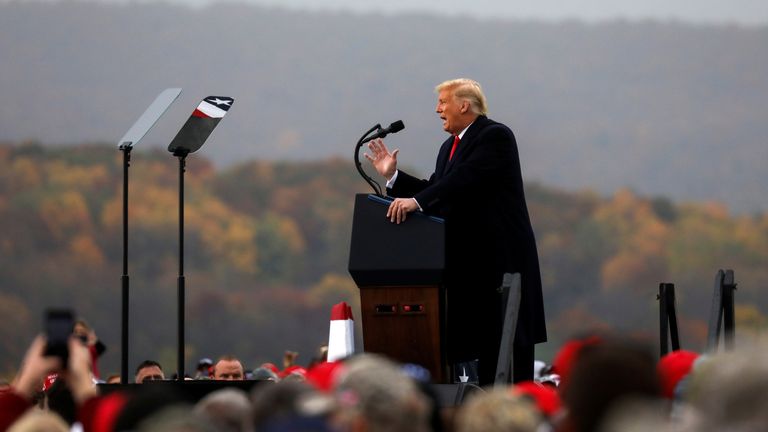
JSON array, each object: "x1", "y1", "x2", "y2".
[
  {"x1": 348, "y1": 194, "x2": 448, "y2": 382},
  {"x1": 116, "y1": 88, "x2": 181, "y2": 383},
  {"x1": 167, "y1": 96, "x2": 234, "y2": 380}
]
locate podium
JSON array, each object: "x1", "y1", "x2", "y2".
[{"x1": 348, "y1": 194, "x2": 448, "y2": 382}]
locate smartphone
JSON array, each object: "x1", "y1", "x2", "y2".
[{"x1": 43, "y1": 309, "x2": 74, "y2": 364}]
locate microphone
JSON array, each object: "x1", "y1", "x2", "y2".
[{"x1": 361, "y1": 120, "x2": 405, "y2": 144}]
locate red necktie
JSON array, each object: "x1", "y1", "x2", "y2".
[{"x1": 449, "y1": 135, "x2": 460, "y2": 161}]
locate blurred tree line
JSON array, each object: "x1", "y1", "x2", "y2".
[{"x1": 0, "y1": 141, "x2": 766, "y2": 377}]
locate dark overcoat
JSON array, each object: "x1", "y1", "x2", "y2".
[{"x1": 388, "y1": 115, "x2": 547, "y2": 363}]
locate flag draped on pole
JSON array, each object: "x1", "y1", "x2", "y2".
[{"x1": 327, "y1": 302, "x2": 355, "y2": 362}]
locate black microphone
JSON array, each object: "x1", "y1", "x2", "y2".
[{"x1": 361, "y1": 120, "x2": 405, "y2": 144}]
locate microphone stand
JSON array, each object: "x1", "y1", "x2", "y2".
[{"x1": 354, "y1": 124, "x2": 385, "y2": 197}]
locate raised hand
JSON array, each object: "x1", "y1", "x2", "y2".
[
  {"x1": 364, "y1": 138, "x2": 399, "y2": 179},
  {"x1": 11, "y1": 335, "x2": 62, "y2": 398},
  {"x1": 66, "y1": 337, "x2": 97, "y2": 404}
]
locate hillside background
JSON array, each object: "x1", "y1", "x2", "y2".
[
  {"x1": 1, "y1": 143, "x2": 766, "y2": 377},
  {"x1": 1, "y1": 1, "x2": 767, "y2": 377},
  {"x1": 1, "y1": 1, "x2": 766, "y2": 213}
]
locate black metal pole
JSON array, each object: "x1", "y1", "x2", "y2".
[
  {"x1": 723, "y1": 270, "x2": 736, "y2": 351},
  {"x1": 706, "y1": 270, "x2": 725, "y2": 351},
  {"x1": 658, "y1": 283, "x2": 669, "y2": 357},
  {"x1": 119, "y1": 145, "x2": 132, "y2": 384},
  {"x1": 666, "y1": 284, "x2": 681, "y2": 351},
  {"x1": 177, "y1": 153, "x2": 187, "y2": 381}
]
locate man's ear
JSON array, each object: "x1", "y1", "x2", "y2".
[{"x1": 460, "y1": 100, "x2": 469, "y2": 114}]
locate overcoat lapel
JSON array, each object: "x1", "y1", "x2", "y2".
[{"x1": 441, "y1": 115, "x2": 488, "y2": 176}]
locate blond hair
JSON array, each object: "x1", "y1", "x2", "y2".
[
  {"x1": 454, "y1": 389, "x2": 542, "y2": 432},
  {"x1": 435, "y1": 78, "x2": 488, "y2": 116},
  {"x1": 8, "y1": 411, "x2": 69, "y2": 432}
]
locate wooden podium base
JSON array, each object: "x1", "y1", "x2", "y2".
[
  {"x1": 359, "y1": 285, "x2": 447, "y2": 383},
  {"x1": 349, "y1": 194, "x2": 448, "y2": 382}
]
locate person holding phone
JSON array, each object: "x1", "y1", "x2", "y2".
[
  {"x1": 1, "y1": 334, "x2": 97, "y2": 430},
  {"x1": 73, "y1": 319, "x2": 106, "y2": 380}
]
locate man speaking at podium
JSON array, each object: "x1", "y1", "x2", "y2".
[{"x1": 365, "y1": 78, "x2": 546, "y2": 384}]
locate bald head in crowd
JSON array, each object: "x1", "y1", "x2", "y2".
[{"x1": 213, "y1": 356, "x2": 245, "y2": 381}]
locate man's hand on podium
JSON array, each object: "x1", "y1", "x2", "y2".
[{"x1": 387, "y1": 198, "x2": 419, "y2": 224}]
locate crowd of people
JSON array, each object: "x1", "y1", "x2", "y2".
[{"x1": 2, "y1": 324, "x2": 767, "y2": 432}]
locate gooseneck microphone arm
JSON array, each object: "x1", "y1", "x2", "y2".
[
  {"x1": 354, "y1": 123, "x2": 385, "y2": 197},
  {"x1": 354, "y1": 120, "x2": 405, "y2": 197}
]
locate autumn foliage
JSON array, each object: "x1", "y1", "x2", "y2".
[{"x1": 0, "y1": 142, "x2": 766, "y2": 376}]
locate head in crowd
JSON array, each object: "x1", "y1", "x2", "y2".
[
  {"x1": 260, "y1": 363, "x2": 280, "y2": 374},
  {"x1": 105, "y1": 374, "x2": 121, "y2": 384},
  {"x1": 72, "y1": 318, "x2": 101, "y2": 347},
  {"x1": 8, "y1": 410, "x2": 70, "y2": 432},
  {"x1": 196, "y1": 358, "x2": 214, "y2": 379},
  {"x1": 334, "y1": 354, "x2": 431, "y2": 432},
  {"x1": 513, "y1": 381, "x2": 562, "y2": 419},
  {"x1": 454, "y1": 388, "x2": 543, "y2": 432},
  {"x1": 279, "y1": 365, "x2": 308, "y2": 382},
  {"x1": 596, "y1": 398, "x2": 675, "y2": 432},
  {"x1": 72, "y1": 319, "x2": 90, "y2": 342},
  {"x1": 113, "y1": 385, "x2": 190, "y2": 431},
  {"x1": 560, "y1": 339, "x2": 660, "y2": 432},
  {"x1": 305, "y1": 361, "x2": 346, "y2": 392},
  {"x1": 135, "y1": 406, "x2": 215, "y2": 432},
  {"x1": 684, "y1": 342, "x2": 768, "y2": 431},
  {"x1": 251, "y1": 380, "x2": 336, "y2": 431},
  {"x1": 251, "y1": 366, "x2": 279, "y2": 382},
  {"x1": 657, "y1": 349, "x2": 699, "y2": 400},
  {"x1": 135, "y1": 360, "x2": 165, "y2": 383},
  {"x1": 551, "y1": 334, "x2": 602, "y2": 389},
  {"x1": 213, "y1": 355, "x2": 245, "y2": 381},
  {"x1": 194, "y1": 388, "x2": 251, "y2": 432}
]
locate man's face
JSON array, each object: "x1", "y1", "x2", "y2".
[
  {"x1": 135, "y1": 366, "x2": 164, "y2": 383},
  {"x1": 73, "y1": 323, "x2": 90, "y2": 344},
  {"x1": 214, "y1": 359, "x2": 244, "y2": 381},
  {"x1": 73, "y1": 323, "x2": 87, "y2": 337},
  {"x1": 436, "y1": 88, "x2": 467, "y2": 135}
]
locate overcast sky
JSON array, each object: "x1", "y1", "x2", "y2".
[{"x1": 39, "y1": 0, "x2": 767, "y2": 25}]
